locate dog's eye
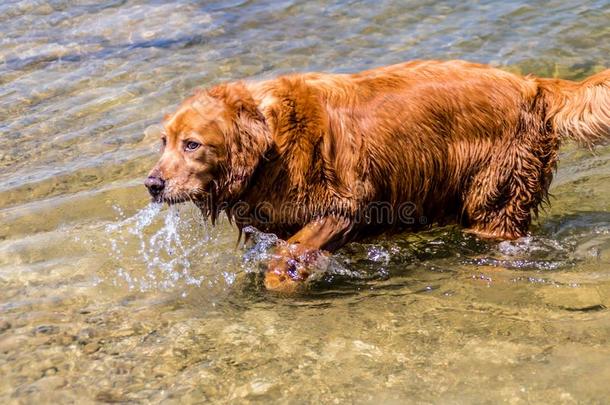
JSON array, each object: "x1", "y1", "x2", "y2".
[
  {"x1": 184, "y1": 140, "x2": 201, "y2": 151},
  {"x1": 161, "y1": 137, "x2": 167, "y2": 147}
]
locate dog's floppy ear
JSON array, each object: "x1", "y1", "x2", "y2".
[{"x1": 208, "y1": 82, "x2": 272, "y2": 199}]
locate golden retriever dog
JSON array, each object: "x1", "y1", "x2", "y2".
[{"x1": 145, "y1": 60, "x2": 609, "y2": 291}]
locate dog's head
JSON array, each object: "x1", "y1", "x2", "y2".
[{"x1": 145, "y1": 83, "x2": 271, "y2": 209}]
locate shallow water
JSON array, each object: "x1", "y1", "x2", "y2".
[{"x1": 1, "y1": 0, "x2": 610, "y2": 403}]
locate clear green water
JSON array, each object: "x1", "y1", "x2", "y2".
[{"x1": 1, "y1": 1, "x2": 610, "y2": 403}]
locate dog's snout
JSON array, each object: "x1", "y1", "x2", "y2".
[{"x1": 144, "y1": 176, "x2": 165, "y2": 198}]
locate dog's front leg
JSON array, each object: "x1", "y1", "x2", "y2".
[{"x1": 264, "y1": 216, "x2": 352, "y2": 292}]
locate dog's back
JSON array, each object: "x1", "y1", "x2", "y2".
[{"x1": 245, "y1": 61, "x2": 608, "y2": 239}]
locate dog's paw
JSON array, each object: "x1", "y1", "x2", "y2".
[
  {"x1": 263, "y1": 245, "x2": 322, "y2": 293},
  {"x1": 263, "y1": 267, "x2": 305, "y2": 293}
]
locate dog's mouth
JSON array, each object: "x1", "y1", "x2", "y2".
[
  {"x1": 152, "y1": 191, "x2": 212, "y2": 208},
  {"x1": 162, "y1": 196, "x2": 188, "y2": 205},
  {"x1": 148, "y1": 192, "x2": 192, "y2": 206},
  {"x1": 146, "y1": 178, "x2": 217, "y2": 214}
]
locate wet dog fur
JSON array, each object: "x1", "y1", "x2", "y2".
[{"x1": 146, "y1": 60, "x2": 610, "y2": 291}]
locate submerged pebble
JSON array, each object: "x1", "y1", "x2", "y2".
[
  {"x1": 33, "y1": 325, "x2": 59, "y2": 335},
  {"x1": 0, "y1": 320, "x2": 11, "y2": 333},
  {"x1": 82, "y1": 342, "x2": 101, "y2": 354}
]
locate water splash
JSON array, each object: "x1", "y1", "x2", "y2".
[
  {"x1": 103, "y1": 203, "x2": 237, "y2": 293},
  {"x1": 465, "y1": 235, "x2": 576, "y2": 271},
  {"x1": 241, "y1": 226, "x2": 363, "y2": 284},
  {"x1": 241, "y1": 225, "x2": 280, "y2": 264},
  {"x1": 100, "y1": 207, "x2": 601, "y2": 294}
]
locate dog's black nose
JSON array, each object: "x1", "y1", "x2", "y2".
[{"x1": 144, "y1": 176, "x2": 165, "y2": 198}]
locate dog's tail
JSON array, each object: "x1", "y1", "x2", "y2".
[{"x1": 536, "y1": 69, "x2": 609, "y2": 147}]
